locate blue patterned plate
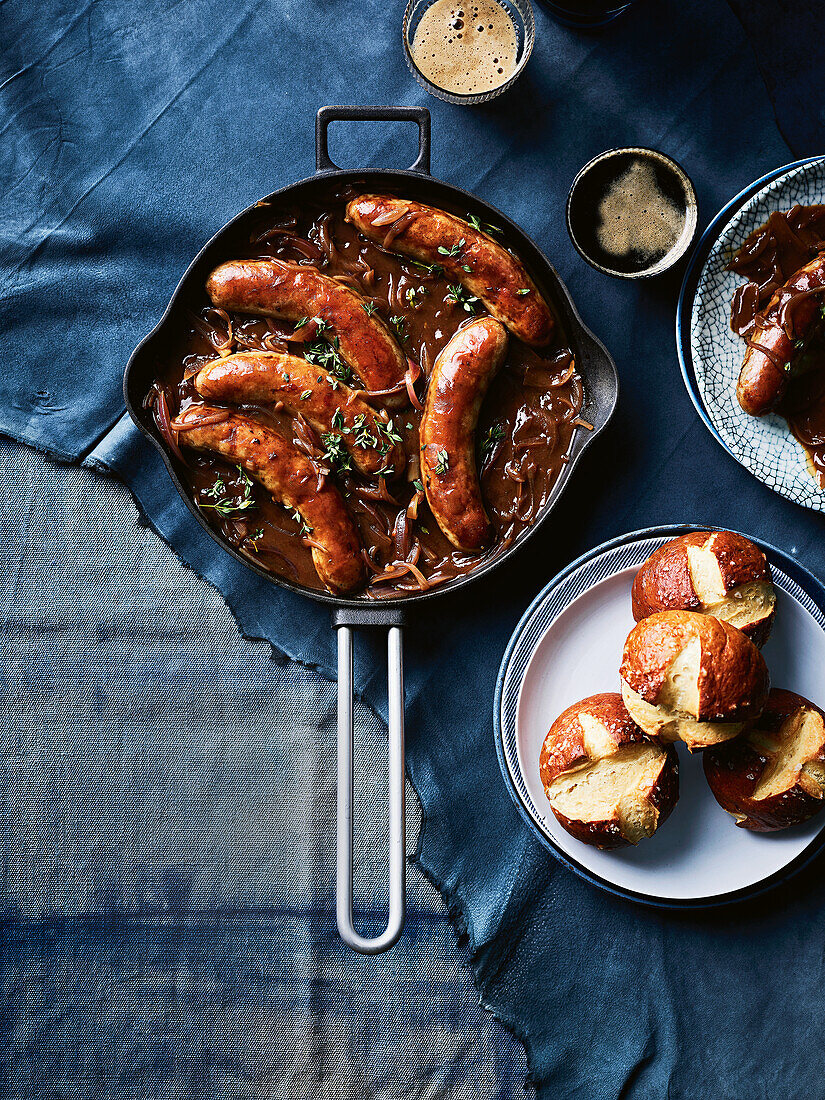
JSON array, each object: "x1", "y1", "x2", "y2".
[
  {"x1": 677, "y1": 158, "x2": 818, "y2": 450},
  {"x1": 690, "y1": 160, "x2": 825, "y2": 509},
  {"x1": 494, "y1": 526, "x2": 825, "y2": 908}
]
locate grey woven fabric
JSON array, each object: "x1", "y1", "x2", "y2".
[{"x1": 0, "y1": 438, "x2": 525, "y2": 1098}]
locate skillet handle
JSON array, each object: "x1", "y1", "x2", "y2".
[
  {"x1": 334, "y1": 608, "x2": 406, "y2": 953},
  {"x1": 316, "y1": 105, "x2": 431, "y2": 175}
]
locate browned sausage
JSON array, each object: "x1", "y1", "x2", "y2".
[
  {"x1": 179, "y1": 407, "x2": 365, "y2": 593},
  {"x1": 206, "y1": 258, "x2": 407, "y2": 405},
  {"x1": 346, "y1": 195, "x2": 554, "y2": 347},
  {"x1": 737, "y1": 252, "x2": 825, "y2": 416},
  {"x1": 194, "y1": 352, "x2": 405, "y2": 479},
  {"x1": 419, "y1": 318, "x2": 509, "y2": 550}
]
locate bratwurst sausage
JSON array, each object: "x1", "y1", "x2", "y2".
[
  {"x1": 345, "y1": 195, "x2": 554, "y2": 347},
  {"x1": 420, "y1": 318, "x2": 509, "y2": 551},
  {"x1": 180, "y1": 407, "x2": 364, "y2": 593},
  {"x1": 206, "y1": 258, "x2": 407, "y2": 404},
  {"x1": 194, "y1": 352, "x2": 405, "y2": 478},
  {"x1": 737, "y1": 252, "x2": 825, "y2": 416}
]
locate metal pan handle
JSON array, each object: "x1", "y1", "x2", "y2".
[
  {"x1": 333, "y1": 607, "x2": 406, "y2": 953},
  {"x1": 316, "y1": 105, "x2": 431, "y2": 175}
]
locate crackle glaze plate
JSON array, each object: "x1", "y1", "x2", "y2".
[
  {"x1": 494, "y1": 526, "x2": 825, "y2": 908},
  {"x1": 689, "y1": 160, "x2": 825, "y2": 510}
]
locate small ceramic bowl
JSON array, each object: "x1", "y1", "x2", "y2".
[
  {"x1": 403, "y1": 0, "x2": 535, "y2": 106},
  {"x1": 567, "y1": 147, "x2": 698, "y2": 279}
]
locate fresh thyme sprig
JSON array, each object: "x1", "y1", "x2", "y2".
[
  {"x1": 321, "y1": 431, "x2": 353, "y2": 474},
  {"x1": 467, "y1": 214, "x2": 502, "y2": 236},
  {"x1": 200, "y1": 466, "x2": 256, "y2": 517},
  {"x1": 410, "y1": 259, "x2": 444, "y2": 277},
  {"x1": 481, "y1": 423, "x2": 505, "y2": 462},
  {"x1": 304, "y1": 336, "x2": 352, "y2": 383},
  {"x1": 289, "y1": 508, "x2": 313, "y2": 537},
  {"x1": 439, "y1": 238, "x2": 465, "y2": 259},
  {"x1": 446, "y1": 284, "x2": 481, "y2": 314}
]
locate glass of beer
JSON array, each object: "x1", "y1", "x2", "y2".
[
  {"x1": 538, "y1": 0, "x2": 638, "y2": 28},
  {"x1": 566, "y1": 147, "x2": 698, "y2": 279},
  {"x1": 403, "y1": 0, "x2": 535, "y2": 105}
]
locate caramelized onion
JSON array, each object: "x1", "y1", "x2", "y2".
[
  {"x1": 369, "y1": 558, "x2": 429, "y2": 589},
  {"x1": 252, "y1": 224, "x2": 300, "y2": 243},
  {"x1": 372, "y1": 205, "x2": 412, "y2": 228},
  {"x1": 150, "y1": 384, "x2": 185, "y2": 464},
  {"x1": 405, "y1": 357, "x2": 424, "y2": 410},
  {"x1": 383, "y1": 211, "x2": 417, "y2": 249},
  {"x1": 275, "y1": 235, "x2": 324, "y2": 263},
  {"x1": 170, "y1": 406, "x2": 231, "y2": 431}
]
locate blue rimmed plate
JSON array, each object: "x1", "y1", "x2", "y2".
[
  {"x1": 681, "y1": 159, "x2": 825, "y2": 508},
  {"x1": 494, "y1": 526, "x2": 825, "y2": 909}
]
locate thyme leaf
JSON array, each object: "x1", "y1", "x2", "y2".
[
  {"x1": 438, "y1": 238, "x2": 465, "y2": 259},
  {"x1": 200, "y1": 466, "x2": 256, "y2": 517},
  {"x1": 321, "y1": 431, "x2": 353, "y2": 474},
  {"x1": 304, "y1": 336, "x2": 352, "y2": 383},
  {"x1": 446, "y1": 284, "x2": 481, "y2": 314}
]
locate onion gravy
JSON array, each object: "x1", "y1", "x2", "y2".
[
  {"x1": 729, "y1": 205, "x2": 825, "y2": 487},
  {"x1": 150, "y1": 184, "x2": 585, "y2": 597}
]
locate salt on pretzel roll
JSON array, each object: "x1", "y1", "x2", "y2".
[
  {"x1": 704, "y1": 689, "x2": 825, "y2": 832},
  {"x1": 620, "y1": 611, "x2": 770, "y2": 752},
  {"x1": 631, "y1": 531, "x2": 776, "y2": 647},
  {"x1": 540, "y1": 693, "x2": 679, "y2": 849}
]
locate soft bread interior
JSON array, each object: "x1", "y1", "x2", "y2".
[
  {"x1": 752, "y1": 708, "x2": 825, "y2": 800},
  {"x1": 686, "y1": 543, "x2": 728, "y2": 604},
  {"x1": 621, "y1": 681, "x2": 743, "y2": 751},
  {"x1": 545, "y1": 744, "x2": 665, "y2": 843},
  {"x1": 578, "y1": 712, "x2": 618, "y2": 758},
  {"x1": 708, "y1": 582, "x2": 775, "y2": 633},
  {"x1": 685, "y1": 543, "x2": 774, "y2": 632},
  {"x1": 657, "y1": 634, "x2": 701, "y2": 716}
]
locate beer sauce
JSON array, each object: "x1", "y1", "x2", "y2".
[{"x1": 150, "y1": 184, "x2": 585, "y2": 598}]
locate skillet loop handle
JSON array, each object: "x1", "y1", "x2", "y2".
[
  {"x1": 316, "y1": 105, "x2": 431, "y2": 175},
  {"x1": 335, "y1": 617, "x2": 406, "y2": 953}
]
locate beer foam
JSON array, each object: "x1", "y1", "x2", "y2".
[
  {"x1": 595, "y1": 159, "x2": 685, "y2": 262},
  {"x1": 411, "y1": 0, "x2": 518, "y2": 96}
]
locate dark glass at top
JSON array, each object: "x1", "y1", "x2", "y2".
[{"x1": 538, "y1": 0, "x2": 637, "y2": 28}]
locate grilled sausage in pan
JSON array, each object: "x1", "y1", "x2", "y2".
[
  {"x1": 420, "y1": 318, "x2": 509, "y2": 550},
  {"x1": 194, "y1": 352, "x2": 405, "y2": 478},
  {"x1": 206, "y1": 258, "x2": 408, "y2": 405},
  {"x1": 345, "y1": 195, "x2": 554, "y2": 347},
  {"x1": 179, "y1": 406, "x2": 365, "y2": 594},
  {"x1": 737, "y1": 251, "x2": 825, "y2": 416}
]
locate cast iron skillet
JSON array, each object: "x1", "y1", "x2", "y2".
[{"x1": 123, "y1": 105, "x2": 619, "y2": 953}]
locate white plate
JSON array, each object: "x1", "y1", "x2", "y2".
[
  {"x1": 690, "y1": 160, "x2": 825, "y2": 511},
  {"x1": 495, "y1": 528, "x2": 825, "y2": 906}
]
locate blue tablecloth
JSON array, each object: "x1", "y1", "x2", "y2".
[{"x1": 3, "y1": 0, "x2": 825, "y2": 1095}]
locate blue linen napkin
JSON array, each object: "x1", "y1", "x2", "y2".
[{"x1": 3, "y1": 0, "x2": 825, "y2": 1095}]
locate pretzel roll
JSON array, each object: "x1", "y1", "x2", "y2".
[
  {"x1": 540, "y1": 693, "x2": 679, "y2": 849},
  {"x1": 704, "y1": 689, "x2": 825, "y2": 831},
  {"x1": 620, "y1": 611, "x2": 770, "y2": 752},
  {"x1": 631, "y1": 531, "x2": 775, "y2": 647}
]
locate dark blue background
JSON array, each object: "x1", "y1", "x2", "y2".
[{"x1": 3, "y1": 0, "x2": 825, "y2": 1094}]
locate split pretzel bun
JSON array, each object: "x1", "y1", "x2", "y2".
[
  {"x1": 620, "y1": 611, "x2": 770, "y2": 752},
  {"x1": 540, "y1": 693, "x2": 679, "y2": 849},
  {"x1": 704, "y1": 689, "x2": 825, "y2": 832},
  {"x1": 631, "y1": 531, "x2": 776, "y2": 647}
]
